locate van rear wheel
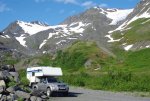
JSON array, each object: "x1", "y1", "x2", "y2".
[{"x1": 46, "y1": 88, "x2": 52, "y2": 97}]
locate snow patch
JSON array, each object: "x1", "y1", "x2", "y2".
[
  {"x1": 56, "y1": 40, "x2": 66, "y2": 45},
  {"x1": 5, "y1": 35, "x2": 10, "y2": 38},
  {"x1": 67, "y1": 37, "x2": 78, "y2": 40},
  {"x1": 106, "y1": 9, "x2": 133, "y2": 25},
  {"x1": 114, "y1": 8, "x2": 150, "y2": 31},
  {"x1": 0, "y1": 35, "x2": 10, "y2": 38},
  {"x1": 39, "y1": 39, "x2": 47, "y2": 49},
  {"x1": 69, "y1": 22, "x2": 85, "y2": 33},
  {"x1": 141, "y1": 19, "x2": 150, "y2": 24},
  {"x1": 16, "y1": 35, "x2": 27, "y2": 47},
  {"x1": 17, "y1": 21, "x2": 50, "y2": 35},
  {"x1": 124, "y1": 45, "x2": 133, "y2": 51},
  {"x1": 146, "y1": 45, "x2": 150, "y2": 48},
  {"x1": 105, "y1": 35, "x2": 122, "y2": 42}
]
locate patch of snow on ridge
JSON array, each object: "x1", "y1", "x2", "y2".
[
  {"x1": 39, "y1": 39, "x2": 47, "y2": 49},
  {"x1": 105, "y1": 35, "x2": 122, "y2": 42},
  {"x1": 67, "y1": 37, "x2": 78, "y2": 40},
  {"x1": 114, "y1": 8, "x2": 150, "y2": 31},
  {"x1": 69, "y1": 22, "x2": 85, "y2": 33},
  {"x1": 141, "y1": 18, "x2": 150, "y2": 24},
  {"x1": 17, "y1": 21, "x2": 50, "y2": 35},
  {"x1": 16, "y1": 35, "x2": 27, "y2": 47},
  {"x1": 95, "y1": 7, "x2": 133, "y2": 25},
  {"x1": 56, "y1": 40, "x2": 66, "y2": 45},
  {"x1": 1, "y1": 35, "x2": 10, "y2": 38},
  {"x1": 106, "y1": 9, "x2": 133, "y2": 25},
  {"x1": 5, "y1": 35, "x2": 10, "y2": 38},
  {"x1": 146, "y1": 45, "x2": 150, "y2": 48},
  {"x1": 124, "y1": 45, "x2": 133, "y2": 51}
]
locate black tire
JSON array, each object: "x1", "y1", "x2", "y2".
[{"x1": 46, "y1": 88, "x2": 52, "y2": 97}]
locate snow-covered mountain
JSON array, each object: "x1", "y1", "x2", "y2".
[
  {"x1": 106, "y1": 0, "x2": 150, "y2": 51},
  {"x1": 0, "y1": 0, "x2": 149, "y2": 55}
]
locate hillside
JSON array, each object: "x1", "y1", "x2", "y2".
[
  {"x1": 110, "y1": 18, "x2": 150, "y2": 51},
  {"x1": 34, "y1": 41, "x2": 150, "y2": 92}
]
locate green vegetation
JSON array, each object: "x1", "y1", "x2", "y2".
[
  {"x1": 51, "y1": 41, "x2": 110, "y2": 71},
  {"x1": 112, "y1": 18, "x2": 150, "y2": 45},
  {"x1": 0, "y1": 52, "x2": 19, "y2": 65},
  {"x1": 18, "y1": 69, "x2": 30, "y2": 86},
  {"x1": 37, "y1": 41, "x2": 150, "y2": 92},
  {"x1": 59, "y1": 48, "x2": 150, "y2": 92}
]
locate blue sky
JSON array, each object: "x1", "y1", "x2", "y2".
[{"x1": 0, "y1": 0, "x2": 140, "y2": 31}]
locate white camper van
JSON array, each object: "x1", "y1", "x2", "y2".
[{"x1": 27, "y1": 67, "x2": 69, "y2": 97}]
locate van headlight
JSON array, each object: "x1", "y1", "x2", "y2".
[{"x1": 50, "y1": 85, "x2": 58, "y2": 90}]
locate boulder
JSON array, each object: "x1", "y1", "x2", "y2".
[
  {"x1": 15, "y1": 90, "x2": 30, "y2": 99},
  {"x1": 0, "y1": 95, "x2": 7, "y2": 101},
  {"x1": 84, "y1": 59, "x2": 93, "y2": 69},
  {"x1": 9, "y1": 93, "x2": 17, "y2": 101},
  {"x1": 36, "y1": 97, "x2": 42, "y2": 101},
  {"x1": 30, "y1": 96, "x2": 37, "y2": 101},
  {"x1": 0, "y1": 86, "x2": 4, "y2": 93},
  {"x1": 0, "y1": 80, "x2": 6, "y2": 87},
  {"x1": 6, "y1": 86, "x2": 15, "y2": 93},
  {"x1": 0, "y1": 94, "x2": 2, "y2": 98},
  {"x1": 2, "y1": 70, "x2": 13, "y2": 80},
  {"x1": 9, "y1": 72, "x2": 19, "y2": 82},
  {"x1": 0, "y1": 71, "x2": 4, "y2": 80}
]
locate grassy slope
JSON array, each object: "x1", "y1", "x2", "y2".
[
  {"x1": 112, "y1": 18, "x2": 150, "y2": 45},
  {"x1": 38, "y1": 41, "x2": 150, "y2": 92},
  {"x1": 51, "y1": 41, "x2": 112, "y2": 72}
]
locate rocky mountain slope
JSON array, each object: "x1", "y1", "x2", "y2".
[
  {"x1": 107, "y1": 0, "x2": 150, "y2": 51},
  {"x1": 0, "y1": 0, "x2": 150, "y2": 55}
]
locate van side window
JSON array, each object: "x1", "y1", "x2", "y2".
[{"x1": 32, "y1": 72, "x2": 35, "y2": 76}]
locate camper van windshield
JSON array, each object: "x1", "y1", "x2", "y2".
[{"x1": 47, "y1": 77, "x2": 58, "y2": 83}]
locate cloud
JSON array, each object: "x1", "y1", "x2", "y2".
[
  {"x1": 0, "y1": 2, "x2": 10, "y2": 13},
  {"x1": 82, "y1": 1, "x2": 96, "y2": 8},
  {"x1": 54, "y1": 0, "x2": 78, "y2": 5}
]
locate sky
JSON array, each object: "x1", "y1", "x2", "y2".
[{"x1": 0, "y1": 0, "x2": 140, "y2": 31}]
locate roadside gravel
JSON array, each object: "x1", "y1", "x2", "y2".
[{"x1": 50, "y1": 87, "x2": 150, "y2": 101}]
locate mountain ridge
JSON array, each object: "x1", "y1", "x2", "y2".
[{"x1": 0, "y1": 0, "x2": 150, "y2": 55}]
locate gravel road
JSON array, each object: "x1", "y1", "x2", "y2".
[{"x1": 50, "y1": 87, "x2": 150, "y2": 101}]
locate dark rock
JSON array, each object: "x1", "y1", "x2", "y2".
[
  {"x1": 2, "y1": 70, "x2": 13, "y2": 80},
  {"x1": 9, "y1": 72, "x2": 19, "y2": 82}
]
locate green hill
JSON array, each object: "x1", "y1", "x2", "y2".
[{"x1": 37, "y1": 41, "x2": 150, "y2": 92}]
